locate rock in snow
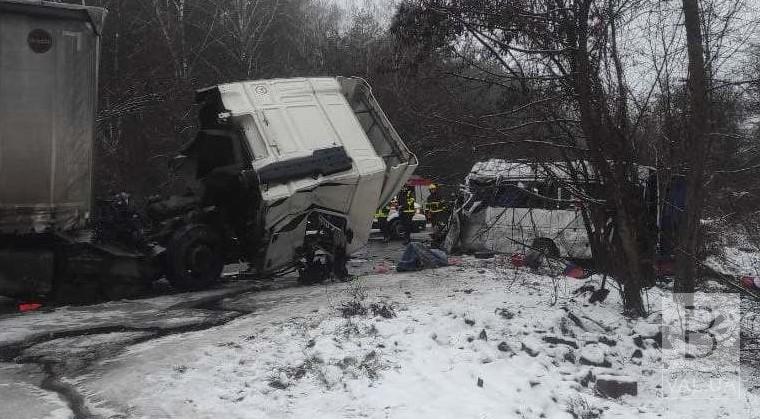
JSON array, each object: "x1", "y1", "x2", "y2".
[
  {"x1": 595, "y1": 375, "x2": 638, "y2": 398},
  {"x1": 521, "y1": 338, "x2": 542, "y2": 357},
  {"x1": 542, "y1": 334, "x2": 579, "y2": 349},
  {"x1": 579, "y1": 344, "x2": 611, "y2": 367}
]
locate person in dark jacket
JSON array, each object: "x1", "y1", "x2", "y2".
[
  {"x1": 426, "y1": 184, "x2": 446, "y2": 228},
  {"x1": 375, "y1": 205, "x2": 391, "y2": 242},
  {"x1": 397, "y1": 186, "x2": 416, "y2": 244}
]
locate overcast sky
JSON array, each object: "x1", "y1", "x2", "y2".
[{"x1": 329, "y1": 0, "x2": 399, "y2": 24}]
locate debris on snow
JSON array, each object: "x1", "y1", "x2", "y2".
[
  {"x1": 370, "y1": 302, "x2": 396, "y2": 319},
  {"x1": 497, "y1": 341, "x2": 512, "y2": 353},
  {"x1": 494, "y1": 307, "x2": 515, "y2": 320}
]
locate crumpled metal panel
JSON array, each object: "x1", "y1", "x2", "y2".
[{"x1": 0, "y1": 1, "x2": 104, "y2": 234}]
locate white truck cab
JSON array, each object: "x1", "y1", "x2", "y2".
[{"x1": 170, "y1": 77, "x2": 417, "y2": 285}]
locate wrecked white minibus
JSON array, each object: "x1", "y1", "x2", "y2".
[{"x1": 446, "y1": 159, "x2": 593, "y2": 259}]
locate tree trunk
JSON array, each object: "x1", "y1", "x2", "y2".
[
  {"x1": 569, "y1": 0, "x2": 647, "y2": 316},
  {"x1": 675, "y1": 0, "x2": 710, "y2": 294},
  {"x1": 614, "y1": 192, "x2": 649, "y2": 317}
]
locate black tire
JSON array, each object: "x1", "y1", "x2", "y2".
[
  {"x1": 165, "y1": 224, "x2": 224, "y2": 291},
  {"x1": 298, "y1": 262, "x2": 329, "y2": 285}
]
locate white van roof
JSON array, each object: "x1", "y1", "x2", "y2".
[{"x1": 467, "y1": 159, "x2": 652, "y2": 185}]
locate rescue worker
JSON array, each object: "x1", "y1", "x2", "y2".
[
  {"x1": 375, "y1": 204, "x2": 391, "y2": 242},
  {"x1": 397, "y1": 186, "x2": 416, "y2": 244},
  {"x1": 426, "y1": 184, "x2": 446, "y2": 229}
]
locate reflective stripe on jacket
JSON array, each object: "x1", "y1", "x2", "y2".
[
  {"x1": 403, "y1": 195, "x2": 416, "y2": 214},
  {"x1": 427, "y1": 201, "x2": 444, "y2": 213}
]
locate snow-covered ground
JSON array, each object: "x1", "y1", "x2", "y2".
[
  {"x1": 41, "y1": 262, "x2": 758, "y2": 418},
  {"x1": 704, "y1": 216, "x2": 760, "y2": 278},
  {"x1": 2, "y1": 233, "x2": 760, "y2": 418},
  {"x1": 0, "y1": 362, "x2": 72, "y2": 419}
]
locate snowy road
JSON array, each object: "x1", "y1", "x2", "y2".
[
  {"x1": 2, "y1": 234, "x2": 760, "y2": 418},
  {"x1": 0, "y1": 233, "x2": 419, "y2": 419}
]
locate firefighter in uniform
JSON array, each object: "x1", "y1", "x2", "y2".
[
  {"x1": 397, "y1": 186, "x2": 416, "y2": 244},
  {"x1": 426, "y1": 184, "x2": 446, "y2": 229},
  {"x1": 374, "y1": 204, "x2": 391, "y2": 242}
]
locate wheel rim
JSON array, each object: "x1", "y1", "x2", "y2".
[{"x1": 188, "y1": 244, "x2": 214, "y2": 275}]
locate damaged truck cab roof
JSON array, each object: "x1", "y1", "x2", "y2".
[{"x1": 198, "y1": 77, "x2": 417, "y2": 273}]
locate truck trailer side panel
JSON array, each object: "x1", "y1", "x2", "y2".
[{"x1": 0, "y1": 0, "x2": 105, "y2": 234}]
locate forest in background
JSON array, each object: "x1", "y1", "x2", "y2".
[
  {"x1": 70, "y1": 0, "x2": 528, "y2": 198},
  {"x1": 64, "y1": 0, "x2": 760, "y2": 314},
  {"x1": 66, "y1": 0, "x2": 759, "y2": 204}
]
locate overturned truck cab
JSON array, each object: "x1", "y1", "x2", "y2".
[{"x1": 148, "y1": 77, "x2": 418, "y2": 289}]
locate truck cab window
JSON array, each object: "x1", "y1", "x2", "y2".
[{"x1": 194, "y1": 132, "x2": 236, "y2": 179}]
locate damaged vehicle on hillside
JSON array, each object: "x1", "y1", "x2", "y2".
[
  {"x1": 444, "y1": 159, "x2": 666, "y2": 267},
  {"x1": 443, "y1": 159, "x2": 597, "y2": 259},
  {"x1": 0, "y1": 0, "x2": 416, "y2": 302},
  {"x1": 152, "y1": 77, "x2": 418, "y2": 288}
]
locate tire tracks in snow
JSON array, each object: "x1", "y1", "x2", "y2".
[{"x1": 1, "y1": 286, "x2": 263, "y2": 419}]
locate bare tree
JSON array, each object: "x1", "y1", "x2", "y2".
[
  {"x1": 216, "y1": 0, "x2": 282, "y2": 79},
  {"x1": 673, "y1": 0, "x2": 710, "y2": 294},
  {"x1": 638, "y1": 0, "x2": 758, "y2": 293},
  {"x1": 394, "y1": 0, "x2": 664, "y2": 315}
]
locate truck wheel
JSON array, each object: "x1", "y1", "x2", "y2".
[
  {"x1": 165, "y1": 224, "x2": 224, "y2": 291},
  {"x1": 298, "y1": 262, "x2": 329, "y2": 285}
]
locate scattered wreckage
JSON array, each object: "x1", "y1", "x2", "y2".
[{"x1": 0, "y1": 0, "x2": 417, "y2": 301}]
